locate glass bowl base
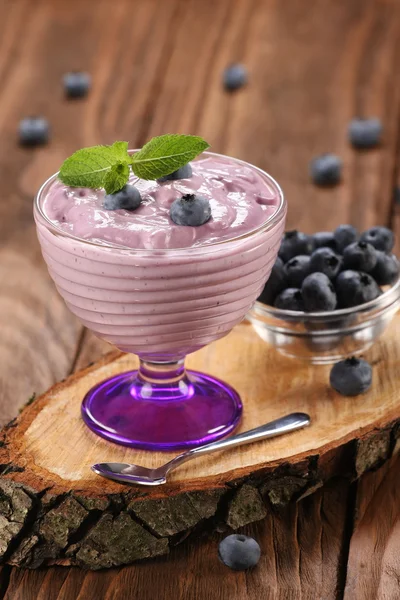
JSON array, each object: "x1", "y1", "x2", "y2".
[{"x1": 81, "y1": 369, "x2": 243, "y2": 451}]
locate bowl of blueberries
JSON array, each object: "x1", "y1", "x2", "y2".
[{"x1": 248, "y1": 225, "x2": 400, "y2": 364}]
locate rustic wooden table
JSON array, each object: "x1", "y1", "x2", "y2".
[{"x1": 1, "y1": 0, "x2": 400, "y2": 597}]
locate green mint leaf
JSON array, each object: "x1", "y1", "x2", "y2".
[
  {"x1": 59, "y1": 141, "x2": 130, "y2": 188},
  {"x1": 103, "y1": 162, "x2": 130, "y2": 195},
  {"x1": 130, "y1": 134, "x2": 209, "y2": 180},
  {"x1": 110, "y1": 141, "x2": 131, "y2": 161}
]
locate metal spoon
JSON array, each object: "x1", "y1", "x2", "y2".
[{"x1": 92, "y1": 412, "x2": 310, "y2": 486}]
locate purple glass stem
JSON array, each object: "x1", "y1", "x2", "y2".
[{"x1": 81, "y1": 358, "x2": 243, "y2": 451}]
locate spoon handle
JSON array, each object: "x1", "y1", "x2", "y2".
[
  {"x1": 164, "y1": 412, "x2": 310, "y2": 474},
  {"x1": 195, "y1": 412, "x2": 310, "y2": 455}
]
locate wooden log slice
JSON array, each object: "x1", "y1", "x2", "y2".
[{"x1": 1, "y1": 318, "x2": 400, "y2": 570}]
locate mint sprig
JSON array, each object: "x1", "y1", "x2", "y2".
[
  {"x1": 130, "y1": 135, "x2": 209, "y2": 180},
  {"x1": 58, "y1": 134, "x2": 209, "y2": 193},
  {"x1": 103, "y1": 162, "x2": 130, "y2": 195},
  {"x1": 59, "y1": 141, "x2": 131, "y2": 189}
]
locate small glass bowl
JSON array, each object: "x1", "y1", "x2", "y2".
[{"x1": 247, "y1": 277, "x2": 400, "y2": 364}]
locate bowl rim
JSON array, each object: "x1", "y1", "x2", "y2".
[
  {"x1": 250, "y1": 275, "x2": 400, "y2": 320},
  {"x1": 33, "y1": 151, "x2": 287, "y2": 254}
]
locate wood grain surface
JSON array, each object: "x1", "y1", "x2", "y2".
[
  {"x1": 3, "y1": 319, "x2": 400, "y2": 494},
  {"x1": 2, "y1": 318, "x2": 399, "y2": 571},
  {"x1": 0, "y1": 0, "x2": 400, "y2": 597}
]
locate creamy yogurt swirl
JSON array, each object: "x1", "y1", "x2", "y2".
[{"x1": 42, "y1": 155, "x2": 280, "y2": 249}]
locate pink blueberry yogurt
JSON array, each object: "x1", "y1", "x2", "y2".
[
  {"x1": 35, "y1": 153, "x2": 286, "y2": 360},
  {"x1": 43, "y1": 155, "x2": 281, "y2": 249}
]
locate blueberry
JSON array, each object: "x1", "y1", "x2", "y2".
[
  {"x1": 310, "y1": 154, "x2": 342, "y2": 186},
  {"x1": 170, "y1": 193, "x2": 211, "y2": 226},
  {"x1": 258, "y1": 257, "x2": 286, "y2": 305},
  {"x1": 309, "y1": 247, "x2": 342, "y2": 280},
  {"x1": 278, "y1": 230, "x2": 313, "y2": 263},
  {"x1": 223, "y1": 64, "x2": 248, "y2": 91},
  {"x1": 274, "y1": 288, "x2": 304, "y2": 311},
  {"x1": 334, "y1": 224, "x2": 358, "y2": 252},
  {"x1": 312, "y1": 231, "x2": 337, "y2": 250},
  {"x1": 330, "y1": 357, "x2": 372, "y2": 396},
  {"x1": 218, "y1": 534, "x2": 261, "y2": 571},
  {"x1": 283, "y1": 255, "x2": 311, "y2": 287},
  {"x1": 370, "y1": 251, "x2": 399, "y2": 285},
  {"x1": 302, "y1": 273, "x2": 337, "y2": 311},
  {"x1": 342, "y1": 241, "x2": 378, "y2": 272},
  {"x1": 335, "y1": 270, "x2": 381, "y2": 308},
  {"x1": 348, "y1": 118, "x2": 382, "y2": 149},
  {"x1": 360, "y1": 226, "x2": 394, "y2": 253},
  {"x1": 63, "y1": 72, "x2": 91, "y2": 98},
  {"x1": 158, "y1": 163, "x2": 193, "y2": 182},
  {"x1": 18, "y1": 117, "x2": 50, "y2": 146},
  {"x1": 103, "y1": 185, "x2": 142, "y2": 211}
]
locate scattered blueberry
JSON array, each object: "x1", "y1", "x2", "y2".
[
  {"x1": 170, "y1": 193, "x2": 211, "y2": 226},
  {"x1": 310, "y1": 154, "x2": 342, "y2": 186},
  {"x1": 258, "y1": 257, "x2": 286, "y2": 305},
  {"x1": 334, "y1": 224, "x2": 358, "y2": 252},
  {"x1": 63, "y1": 72, "x2": 91, "y2": 98},
  {"x1": 309, "y1": 247, "x2": 342, "y2": 280},
  {"x1": 278, "y1": 230, "x2": 313, "y2": 262},
  {"x1": 223, "y1": 64, "x2": 248, "y2": 91},
  {"x1": 283, "y1": 255, "x2": 311, "y2": 287},
  {"x1": 158, "y1": 163, "x2": 193, "y2": 182},
  {"x1": 370, "y1": 251, "x2": 400, "y2": 285},
  {"x1": 103, "y1": 185, "x2": 142, "y2": 211},
  {"x1": 18, "y1": 117, "x2": 50, "y2": 146},
  {"x1": 348, "y1": 118, "x2": 382, "y2": 149},
  {"x1": 218, "y1": 534, "x2": 261, "y2": 571},
  {"x1": 301, "y1": 273, "x2": 337, "y2": 311},
  {"x1": 330, "y1": 357, "x2": 372, "y2": 396},
  {"x1": 335, "y1": 270, "x2": 381, "y2": 308},
  {"x1": 312, "y1": 231, "x2": 337, "y2": 250},
  {"x1": 343, "y1": 241, "x2": 378, "y2": 272},
  {"x1": 274, "y1": 288, "x2": 304, "y2": 311},
  {"x1": 360, "y1": 226, "x2": 394, "y2": 253}
]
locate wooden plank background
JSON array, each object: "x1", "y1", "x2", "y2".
[{"x1": 0, "y1": 0, "x2": 400, "y2": 597}]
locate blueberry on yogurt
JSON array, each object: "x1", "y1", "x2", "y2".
[
  {"x1": 103, "y1": 185, "x2": 142, "y2": 211},
  {"x1": 170, "y1": 193, "x2": 211, "y2": 226},
  {"x1": 158, "y1": 163, "x2": 193, "y2": 182}
]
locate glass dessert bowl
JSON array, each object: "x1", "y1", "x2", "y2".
[{"x1": 34, "y1": 152, "x2": 286, "y2": 450}]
